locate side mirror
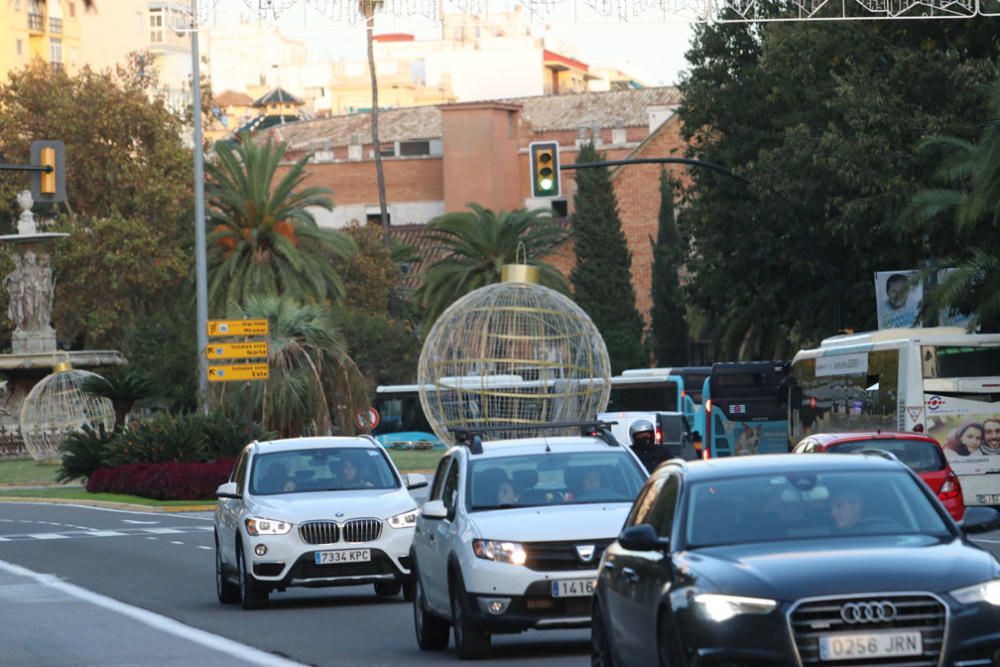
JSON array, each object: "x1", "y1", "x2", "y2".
[
  {"x1": 216, "y1": 482, "x2": 240, "y2": 499},
  {"x1": 618, "y1": 523, "x2": 670, "y2": 552},
  {"x1": 405, "y1": 473, "x2": 429, "y2": 490},
  {"x1": 422, "y1": 499, "x2": 448, "y2": 520},
  {"x1": 960, "y1": 506, "x2": 1000, "y2": 534}
]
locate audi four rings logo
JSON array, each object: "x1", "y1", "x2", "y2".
[{"x1": 840, "y1": 601, "x2": 897, "y2": 624}]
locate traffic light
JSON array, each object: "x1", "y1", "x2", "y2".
[
  {"x1": 30, "y1": 140, "x2": 66, "y2": 204},
  {"x1": 529, "y1": 141, "x2": 560, "y2": 198}
]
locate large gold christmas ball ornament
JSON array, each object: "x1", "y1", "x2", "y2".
[
  {"x1": 418, "y1": 265, "x2": 611, "y2": 444},
  {"x1": 19, "y1": 362, "x2": 115, "y2": 461}
]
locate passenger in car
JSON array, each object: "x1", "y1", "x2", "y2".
[{"x1": 338, "y1": 455, "x2": 375, "y2": 489}]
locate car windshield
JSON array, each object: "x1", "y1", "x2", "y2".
[
  {"x1": 827, "y1": 439, "x2": 946, "y2": 473},
  {"x1": 467, "y1": 451, "x2": 646, "y2": 510},
  {"x1": 250, "y1": 447, "x2": 398, "y2": 495},
  {"x1": 683, "y1": 470, "x2": 951, "y2": 549}
]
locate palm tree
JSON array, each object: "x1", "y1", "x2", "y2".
[
  {"x1": 413, "y1": 204, "x2": 571, "y2": 326},
  {"x1": 905, "y1": 82, "x2": 1000, "y2": 331},
  {"x1": 80, "y1": 367, "x2": 155, "y2": 430},
  {"x1": 205, "y1": 136, "x2": 356, "y2": 316},
  {"x1": 360, "y1": 0, "x2": 390, "y2": 250},
  {"x1": 216, "y1": 295, "x2": 367, "y2": 438}
]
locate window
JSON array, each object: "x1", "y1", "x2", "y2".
[
  {"x1": 646, "y1": 475, "x2": 680, "y2": 538},
  {"x1": 399, "y1": 140, "x2": 430, "y2": 157},
  {"x1": 551, "y1": 200, "x2": 568, "y2": 218},
  {"x1": 16, "y1": 40, "x2": 23, "y2": 57},
  {"x1": 442, "y1": 460, "x2": 460, "y2": 517},
  {"x1": 149, "y1": 9, "x2": 163, "y2": 42},
  {"x1": 366, "y1": 212, "x2": 390, "y2": 226},
  {"x1": 232, "y1": 450, "x2": 250, "y2": 492},
  {"x1": 627, "y1": 476, "x2": 666, "y2": 527},
  {"x1": 50, "y1": 38, "x2": 62, "y2": 65},
  {"x1": 429, "y1": 456, "x2": 452, "y2": 501},
  {"x1": 68, "y1": 2, "x2": 75, "y2": 17}
]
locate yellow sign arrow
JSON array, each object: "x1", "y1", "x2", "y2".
[
  {"x1": 205, "y1": 341, "x2": 269, "y2": 360},
  {"x1": 207, "y1": 363, "x2": 270, "y2": 382},
  {"x1": 207, "y1": 319, "x2": 269, "y2": 338}
]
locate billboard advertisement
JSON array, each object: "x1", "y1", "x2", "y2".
[
  {"x1": 875, "y1": 270, "x2": 922, "y2": 330},
  {"x1": 925, "y1": 394, "x2": 1000, "y2": 475}
]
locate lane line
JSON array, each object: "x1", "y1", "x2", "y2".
[
  {"x1": 0, "y1": 558, "x2": 306, "y2": 667},
  {"x1": 973, "y1": 538, "x2": 1000, "y2": 544}
]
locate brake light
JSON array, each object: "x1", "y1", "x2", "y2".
[
  {"x1": 702, "y1": 447, "x2": 710, "y2": 460},
  {"x1": 655, "y1": 427, "x2": 662, "y2": 445},
  {"x1": 939, "y1": 471, "x2": 962, "y2": 501},
  {"x1": 705, "y1": 399, "x2": 712, "y2": 413},
  {"x1": 913, "y1": 423, "x2": 924, "y2": 433}
]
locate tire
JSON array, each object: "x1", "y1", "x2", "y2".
[
  {"x1": 657, "y1": 611, "x2": 682, "y2": 667},
  {"x1": 375, "y1": 581, "x2": 402, "y2": 597},
  {"x1": 591, "y1": 600, "x2": 615, "y2": 667},
  {"x1": 450, "y1": 572, "x2": 491, "y2": 660},
  {"x1": 215, "y1": 536, "x2": 239, "y2": 604},
  {"x1": 402, "y1": 579, "x2": 415, "y2": 602},
  {"x1": 413, "y1": 572, "x2": 450, "y2": 651},
  {"x1": 237, "y1": 545, "x2": 269, "y2": 610}
]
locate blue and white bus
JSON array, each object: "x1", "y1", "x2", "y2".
[{"x1": 693, "y1": 361, "x2": 791, "y2": 458}]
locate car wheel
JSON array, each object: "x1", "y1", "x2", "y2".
[
  {"x1": 237, "y1": 544, "x2": 269, "y2": 610},
  {"x1": 402, "y1": 578, "x2": 415, "y2": 602},
  {"x1": 413, "y1": 572, "x2": 450, "y2": 651},
  {"x1": 591, "y1": 600, "x2": 614, "y2": 667},
  {"x1": 657, "y1": 611, "x2": 682, "y2": 667},
  {"x1": 215, "y1": 536, "x2": 239, "y2": 604},
  {"x1": 375, "y1": 581, "x2": 402, "y2": 597},
  {"x1": 450, "y1": 572, "x2": 490, "y2": 660}
]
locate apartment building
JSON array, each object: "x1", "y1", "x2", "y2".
[{"x1": 0, "y1": 0, "x2": 83, "y2": 80}]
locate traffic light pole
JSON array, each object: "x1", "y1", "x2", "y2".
[
  {"x1": 190, "y1": 3, "x2": 209, "y2": 412},
  {"x1": 563, "y1": 157, "x2": 748, "y2": 183}
]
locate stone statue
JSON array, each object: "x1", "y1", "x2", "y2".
[
  {"x1": 4, "y1": 254, "x2": 23, "y2": 328},
  {"x1": 18, "y1": 251, "x2": 54, "y2": 332},
  {"x1": 16, "y1": 191, "x2": 36, "y2": 236},
  {"x1": 36, "y1": 254, "x2": 53, "y2": 330}
]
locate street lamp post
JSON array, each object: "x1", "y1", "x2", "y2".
[{"x1": 190, "y1": 0, "x2": 209, "y2": 410}]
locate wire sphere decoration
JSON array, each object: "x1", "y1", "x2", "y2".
[
  {"x1": 19, "y1": 363, "x2": 115, "y2": 461},
  {"x1": 418, "y1": 265, "x2": 611, "y2": 445}
]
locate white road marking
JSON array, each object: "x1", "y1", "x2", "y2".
[
  {"x1": 87, "y1": 531, "x2": 125, "y2": 537},
  {"x1": 30, "y1": 533, "x2": 69, "y2": 540},
  {"x1": 170, "y1": 541, "x2": 184, "y2": 545},
  {"x1": 198, "y1": 546, "x2": 212, "y2": 550},
  {"x1": 122, "y1": 520, "x2": 160, "y2": 525},
  {"x1": 143, "y1": 528, "x2": 183, "y2": 534},
  {"x1": 973, "y1": 538, "x2": 1000, "y2": 544},
  {"x1": 0, "y1": 558, "x2": 306, "y2": 667}
]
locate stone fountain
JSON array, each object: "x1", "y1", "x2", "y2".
[{"x1": 0, "y1": 191, "x2": 125, "y2": 439}]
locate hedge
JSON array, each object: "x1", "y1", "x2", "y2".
[{"x1": 86, "y1": 459, "x2": 236, "y2": 501}]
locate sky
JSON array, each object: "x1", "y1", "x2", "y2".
[{"x1": 207, "y1": 0, "x2": 697, "y2": 86}]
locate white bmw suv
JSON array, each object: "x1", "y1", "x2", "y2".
[
  {"x1": 214, "y1": 436, "x2": 427, "y2": 610},
  {"x1": 410, "y1": 425, "x2": 648, "y2": 659}
]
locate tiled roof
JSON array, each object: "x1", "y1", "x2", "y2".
[
  {"x1": 254, "y1": 87, "x2": 305, "y2": 107},
  {"x1": 271, "y1": 87, "x2": 680, "y2": 152},
  {"x1": 213, "y1": 89, "x2": 254, "y2": 107}
]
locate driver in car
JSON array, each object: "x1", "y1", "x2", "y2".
[{"x1": 830, "y1": 486, "x2": 863, "y2": 531}]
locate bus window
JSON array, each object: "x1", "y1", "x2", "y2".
[
  {"x1": 607, "y1": 383, "x2": 679, "y2": 412},
  {"x1": 923, "y1": 346, "x2": 1000, "y2": 379}
]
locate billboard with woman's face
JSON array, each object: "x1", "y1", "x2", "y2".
[{"x1": 926, "y1": 394, "x2": 1000, "y2": 475}]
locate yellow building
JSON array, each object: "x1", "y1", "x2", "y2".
[{"x1": 0, "y1": 0, "x2": 83, "y2": 82}]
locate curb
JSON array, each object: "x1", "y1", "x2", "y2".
[{"x1": 0, "y1": 495, "x2": 216, "y2": 512}]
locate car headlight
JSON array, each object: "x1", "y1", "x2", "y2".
[
  {"x1": 472, "y1": 539, "x2": 528, "y2": 566},
  {"x1": 388, "y1": 508, "x2": 420, "y2": 529},
  {"x1": 693, "y1": 593, "x2": 777, "y2": 622},
  {"x1": 951, "y1": 579, "x2": 1000, "y2": 606},
  {"x1": 245, "y1": 517, "x2": 292, "y2": 536}
]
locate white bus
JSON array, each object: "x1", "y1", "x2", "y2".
[{"x1": 789, "y1": 326, "x2": 1000, "y2": 507}]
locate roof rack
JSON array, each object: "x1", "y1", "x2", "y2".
[{"x1": 450, "y1": 421, "x2": 621, "y2": 455}]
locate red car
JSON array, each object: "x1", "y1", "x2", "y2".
[{"x1": 792, "y1": 431, "x2": 965, "y2": 521}]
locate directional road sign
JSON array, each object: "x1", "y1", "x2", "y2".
[
  {"x1": 207, "y1": 319, "x2": 269, "y2": 337},
  {"x1": 205, "y1": 341, "x2": 269, "y2": 360},
  {"x1": 207, "y1": 363, "x2": 270, "y2": 382}
]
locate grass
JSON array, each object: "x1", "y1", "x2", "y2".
[
  {"x1": 0, "y1": 458, "x2": 62, "y2": 486},
  {"x1": 386, "y1": 448, "x2": 445, "y2": 472}
]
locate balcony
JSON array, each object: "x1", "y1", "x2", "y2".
[
  {"x1": 28, "y1": 12, "x2": 44, "y2": 31},
  {"x1": 49, "y1": 17, "x2": 63, "y2": 34}
]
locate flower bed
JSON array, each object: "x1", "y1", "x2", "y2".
[{"x1": 86, "y1": 459, "x2": 236, "y2": 501}]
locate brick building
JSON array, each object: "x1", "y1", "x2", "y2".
[{"x1": 268, "y1": 86, "x2": 687, "y2": 323}]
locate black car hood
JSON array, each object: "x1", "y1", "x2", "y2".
[{"x1": 678, "y1": 535, "x2": 997, "y2": 601}]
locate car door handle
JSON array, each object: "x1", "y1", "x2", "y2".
[
  {"x1": 622, "y1": 567, "x2": 640, "y2": 583},
  {"x1": 603, "y1": 562, "x2": 616, "y2": 571},
  {"x1": 428, "y1": 533, "x2": 435, "y2": 542}
]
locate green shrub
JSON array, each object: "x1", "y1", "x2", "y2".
[
  {"x1": 201, "y1": 409, "x2": 276, "y2": 460},
  {"x1": 104, "y1": 412, "x2": 208, "y2": 466},
  {"x1": 57, "y1": 425, "x2": 114, "y2": 482}
]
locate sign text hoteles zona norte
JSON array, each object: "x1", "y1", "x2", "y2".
[
  {"x1": 207, "y1": 319, "x2": 269, "y2": 337},
  {"x1": 207, "y1": 363, "x2": 270, "y2": 382},
  {"x1": 205, "y1": 341, "x2": 269, "y2": 360}
]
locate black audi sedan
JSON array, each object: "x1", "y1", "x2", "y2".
[{"x1": 591, "y1": 453, "x2": 1000, "y2": 667}]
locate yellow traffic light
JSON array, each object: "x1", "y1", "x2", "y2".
[
  {"x1": 530, "y1": 141, "x2": 560, "y2": 198},
  {"x1": 39, "y1": 147, "x2": 56, "y2": 196}
]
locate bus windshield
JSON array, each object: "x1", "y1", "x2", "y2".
[
  {"x1": 697, "y1": 362, "x2": 790, "y2": 457},
  {"x1": 607, "y1": 383, "x2": 679, "y2": 412}
]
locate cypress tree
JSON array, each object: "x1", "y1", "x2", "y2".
[
  {"x1": 570, "y1": 143, "x2": 646, "y2": 373},
  {"x1": 650, "y1": 168, "x2": 689, "y2": 365}
]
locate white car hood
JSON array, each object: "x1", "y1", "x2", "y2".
[
  {"x1": 468, "y1": 503, "x2": 630, "y2": 542},
  {"x1": 248, "y1": 488, "x2": 416, "y2": 522}
]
